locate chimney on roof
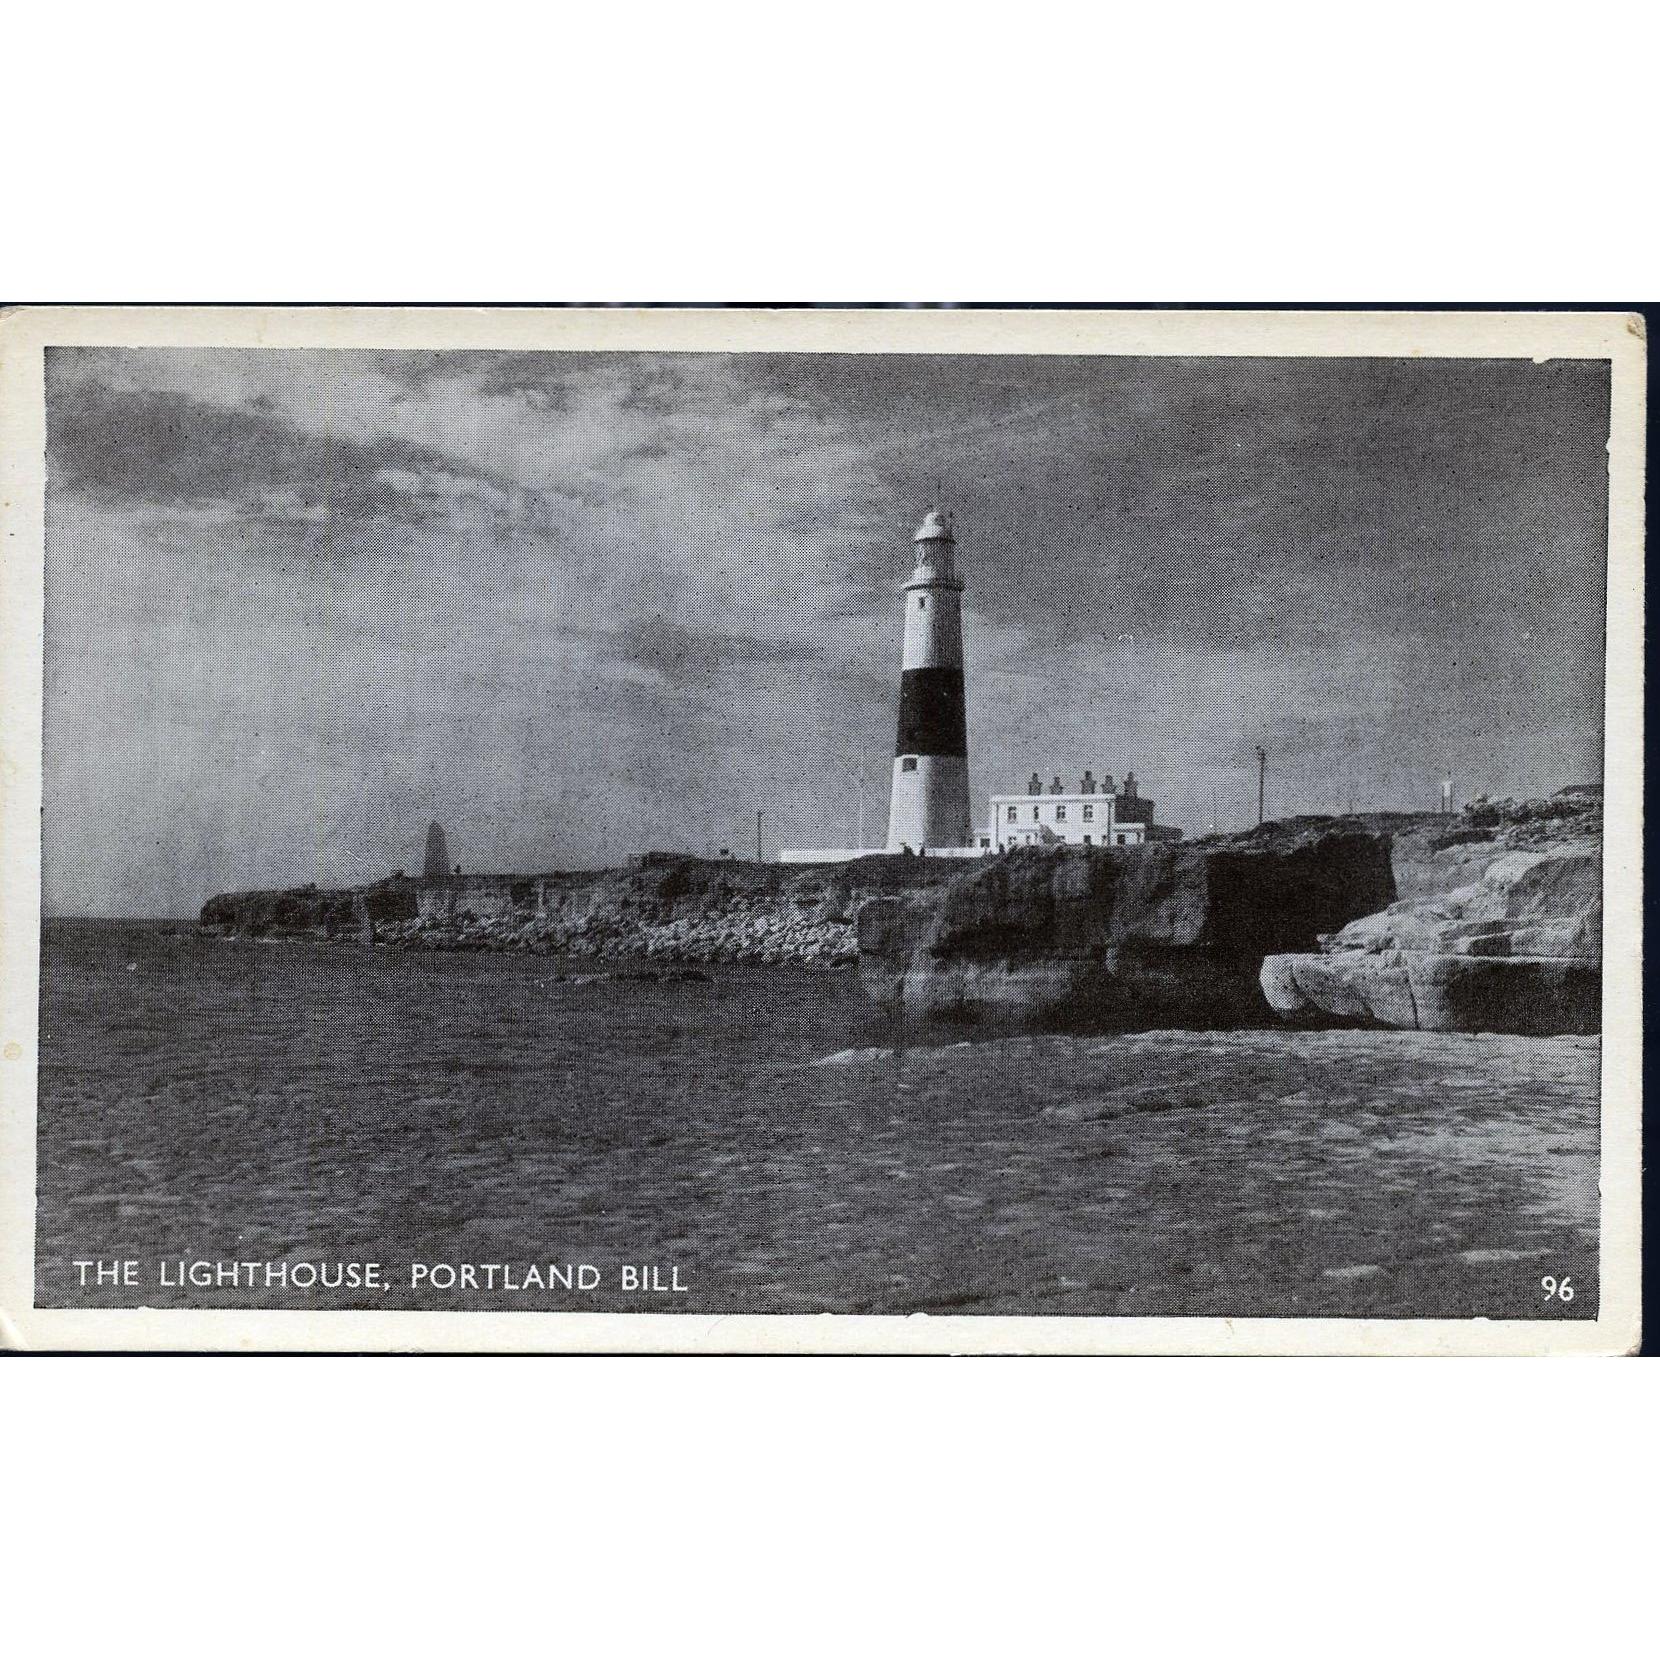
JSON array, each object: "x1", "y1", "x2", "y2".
[
  {"x1": 1050, "y1": 775, "x2": 1064, "y2": 794},
  {"x1": 1028, "y1": 772, "x2": 1042, "y2": 795},
  {"x1": 1081, "y1": 770, "x2": 1096, "y2": 795}
]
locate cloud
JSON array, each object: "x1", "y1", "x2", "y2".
[
  {"x1": 38, "y1": 345, "x2": 1611, "y2": 915},
  {"x1": 45, "y1": 376, "x2": 553, "y2": 539}
]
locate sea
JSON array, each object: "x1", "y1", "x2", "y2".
[{"x1": 34, "y1": 919, "x2": 1600, "y2": 1320}]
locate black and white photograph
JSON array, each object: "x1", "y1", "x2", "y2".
[{"x1": 0, "y1": 305, "x2": 1642, "y2": 1353}]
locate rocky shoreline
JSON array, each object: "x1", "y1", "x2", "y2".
[
  {"x1": 197, "y1": 793, "x2": 1601, "y2": 1032},
  {"x1": 198, "y1": 853, "x2": 960, "y2": 970},
  {"x1": 371, "y1": 897, "x2": 861, "y2": 966}
]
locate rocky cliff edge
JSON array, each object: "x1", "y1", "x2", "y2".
[
  {"x1": 856, "y1": 819, "x2": 1400, "y2": 1026},
  {"x1": 199, "y1": 855, "x2": 958, "y2": 969},
  {"x1": 1260, "y1": 791, "x2": 1601, "y2": 1035},
  {"x1": 856, "y1": 793, "x2": 1601, "y2": 1034}
]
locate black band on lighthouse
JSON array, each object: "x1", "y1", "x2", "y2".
[{"x1": 895, "y1": 666, "x2": 968, "y2": 758}]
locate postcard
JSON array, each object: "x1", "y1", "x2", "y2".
[{"x1": 0, "y1": 305, "x2": 1642, "y2": 1352}]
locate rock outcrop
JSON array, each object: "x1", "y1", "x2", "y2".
[
  {"x1": 1261, "y1": 792, "x2": 1601, "y2": 1035},
  {"x1": 198, "y1": 875, "x2": 419, "y2": 938},
  {"x1": 856, "y1": 823, "x2": 1399, "y2": 1026},
  {"x1": 200, "y1": 855, "x2": 956, "y2": 970}
]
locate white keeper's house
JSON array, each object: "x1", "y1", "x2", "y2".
[{"x1": 981, "y1": 769, "x2": 1150, "y2": 851}]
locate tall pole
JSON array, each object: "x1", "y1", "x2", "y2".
[
  {"x1": 1255, "y1": 746, "x2": 1266, "y2": 825},
  {"x1": 756, "y1": 809, "x2": 763, "y2": 863}
]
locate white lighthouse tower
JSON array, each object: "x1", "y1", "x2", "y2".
[{"x1": 885, "y1": 508, "x2": 972, "y2": 851}]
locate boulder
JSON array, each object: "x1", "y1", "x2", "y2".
[
  {"x1": 816, "y1": 877, "x2": 854, "y2": 924},
  {"x1": 1262, "y1": 950, "x2": 1599, "y2": 1036},
  {"x1": 1259, "y1": 951, "x2": 1422, "y2": 1029}
]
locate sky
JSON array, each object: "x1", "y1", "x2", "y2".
[{"x1": 42, "y1": 346, "x2": 1610, "y2": 917}]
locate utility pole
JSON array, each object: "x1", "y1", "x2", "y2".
[
  {"x1": 1209, "y1": 785, "x2": 1218, "y2": 834},
  {"x1": 756, "y1": 809, "x2": 764, "y2": 863},
  {"x1": 1255, "y1": 746, "x2": 1267, "y2": 825}
]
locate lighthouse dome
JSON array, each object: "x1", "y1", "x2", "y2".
[{"x1": 914, "y1": 508, "x2": 953, "y2": 542}]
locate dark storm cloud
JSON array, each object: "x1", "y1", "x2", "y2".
[{"x1": 46, "y1": 377, "x2": 530, "y2": 531}]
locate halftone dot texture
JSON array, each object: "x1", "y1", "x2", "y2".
[
  {"x1": 34, "y1": 342, "x2": 1610, "y2": 1323},
  {"x1": 42, "y1": 349, "x2": 1607, "y2": 915}
]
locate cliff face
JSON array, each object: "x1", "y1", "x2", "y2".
[
  {"x1": 1261, "y1": 793, "x2": 1601, "y2": 1035},
  {"x1": 850, "y1": 795, "x2": 1602, "y2": 1033},
  {"x1": 198, "y1": 876, "x2": 419, "y2": 938},
  {"x1": 856, "y1": 823, "x2": 1399, "y2": 1026}
]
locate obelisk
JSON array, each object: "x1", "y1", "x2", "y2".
[{"x1": 423, "y1": 821, "x2": 451, "y2": 879}]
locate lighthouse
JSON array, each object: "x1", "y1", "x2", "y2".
[{"x1": 885, "y1": 509, "x2": 972, "y2": 851}]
